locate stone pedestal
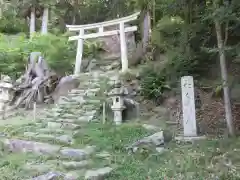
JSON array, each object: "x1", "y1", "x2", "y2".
[
  {"x1": 112, "y1": 107, "x2": 125, "y2": 125},
  {"x1": 0, "y1": 75, "x2": 14, "y2": 119},
  {"x1": 0, "y1": 101, "x2": 6, "y2": 118}
]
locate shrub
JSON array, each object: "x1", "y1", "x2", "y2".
[
  {"x1": 27, "y1": 33, "x2": 77, "y2": 74},
  {"x1": 139, "y1": 64, "x2": 171, "y2": 102},
  {"x1": 0, "y1": 12, "x2": 28, "y2": 34},
  {"x1": 0, "y1": 33, "x2": 102, "y2": 78}
]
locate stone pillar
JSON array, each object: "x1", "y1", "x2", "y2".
[
  {"x1": 181, "y1": 76, "x2": 197, "y2": 137},
  {"x1": 119, "y1": 22, "x2": 128, "y2": 73},
  {"x1": 175, "y1": 76, "x2": 205, "y2": 142},
  {"x1": 74, "y1": 28, "x2": 84, "y2": 75}
]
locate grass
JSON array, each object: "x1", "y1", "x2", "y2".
[
  {"x1": 1, "y1": 116, "x2": 240, "y2": 179},
  {"x1": 0, "y1": 148, "x2": 54, "y2": 180},
  {"x1": 73, "y1": 122, "x2": 240, "y2": 180}
]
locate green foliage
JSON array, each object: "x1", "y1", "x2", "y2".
[
  {"x1": 150, "y1": 13, "x2": 213, "y2": 82},
  {"x1": 0, "y1": 16, "x2": 28, "y2": 34},
  {"x1": 0, "y1": 33, "x2": 100, "y2": 78},
  {"x1": 139, "y1": 64, "x2": 170, "y2": 100},
  {"x1": 151, "y1": 16, "x2": 183, "y2": 51},
  {"x1": 28, "y1": 33, "x2": 77, "y2": 73}
]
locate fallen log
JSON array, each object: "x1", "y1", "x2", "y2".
[{"x1": 12, "y1": 54, "x2": 60, "y2": 109}]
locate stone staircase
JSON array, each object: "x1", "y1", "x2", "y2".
[{"x1": 0, "y1": 70, "x2": 119, "y2": 180}]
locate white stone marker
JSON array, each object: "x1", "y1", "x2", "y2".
[{"x1": 181, "y1": 76, "x2": 197, "y2": 137}]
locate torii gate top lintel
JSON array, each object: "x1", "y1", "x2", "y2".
[
  {"x1": 67, "y1": 12, "x2": 140, "y2": 75},
  {"x1": 66, "y1": 12, "x2": 140, "y2": 31}
]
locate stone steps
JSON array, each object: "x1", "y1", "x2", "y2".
[
  {"x1": 23, "y1": 132, "x2": 74, "y2": 145},
  {"x1": 2, "y1": 138, "x2": 95, "y2": 159},
  {"x1": 29, "y1": 170, "x2": 81, "y2": 180},
  {"x1": 1, "y1": 69, "x2": 117, "y2": 180},
  {"x1": 47, "y1": 122, "x2": 81, "y2": 130}
]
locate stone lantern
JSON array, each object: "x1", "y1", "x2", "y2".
[
  {"x1": 108, "y1": 79, "x2": 128, "y2": 125},
  {"x1": 0, "y1": 75, "x2": 14, "y2": 119}
]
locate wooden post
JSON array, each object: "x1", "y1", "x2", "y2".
[
  {"x1": 102, "y1": 102, "x2": 106, "y2": 124},
  {"x1": 33, "y1": 102, "x2": 36, "y2": 121},
  {"x1": 119, "y1": 22, "x2": 128, "y2": 73},
  {"x1": 74, "y1": 28, "x2": 84, "y2": 75}
]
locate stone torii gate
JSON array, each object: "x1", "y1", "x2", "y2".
[{"x1": 66, "y1": 12, "x2": 140, "y2": 75}]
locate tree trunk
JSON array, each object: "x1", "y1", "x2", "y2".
[
  {"x1": 214, "y1": 19, "x2": 234, "y2": 136},
  {"x1": 142, "y1": 11, "x2": 151, "y2": 53},
  {"x1": 129, "y1": 10, "x2": 151, "y2": 66},
  {"x1": 41, "y1": 7, "x2": 49, "y2": 34},
  {"x1": 0, "y1": 0, "x2": 3, "y2": 18},
  {"x1": 30, "y1": 7, "x2": 36, "y2": 38}
]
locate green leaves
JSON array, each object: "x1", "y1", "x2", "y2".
[
  {"x1": 0, "y1": 33, "x2": 101, "y2": 77},
  {"x1": 139, "y1": 64, "x2": 171, "y2": 100}
]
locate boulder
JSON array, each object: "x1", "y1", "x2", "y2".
[
  {"x1": 98, "y1": 25, "x2": 136, "y2": 55},
  {"x1": 52, "y1": 75, "x2": 79, "y2": 103},
  {"x1": 126, "y1": 131, "x2": 165, "y2": 153},
  {"x1": 122, "y1": 98, "x2": 140, "y2": 121}
]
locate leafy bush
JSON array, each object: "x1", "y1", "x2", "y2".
[
  {"x1": 151, "y1": 16, "x2": 183, "y2": 52},
  {"x1": 140, "y1": 64, "x2": 171, "y2": 101},
  {"x1": 0, "y1": 9, "x2": 28, "y2": 34},
  {"x1": 28, "y1": 33, "x2": 77, "y2": 73},
  {"x1": 151, "y1": 16, "x2": 211, "y2": 82},
  {"x1": 0, "y1": 33, "x2": 101, "y2": 78}
]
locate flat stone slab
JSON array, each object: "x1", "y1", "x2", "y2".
[
  {"x1": 78, "y1": 115, "x2": 94, "y2": 122},
  {"x1": 175, "y1": 136, "x2": 206, "y2": 143},
  {"x1": 48, "y1": 122, "x2": 80, "y2": 130},
  {"x1": 30, "y1": 171, "x2": 81, "y2": 180},
  {"x1": 23, "y1": 162, "x2": 54, "y2": 173},
  {"x1": 96, "y1": 151, "x2": 111, "y2": 159},
  {"x1": 55, "y1": 119, "x2": 77, "y2": 124},
  {"x1": 69, "y1": 89, "x2": 85, "y2": 95},
  {"x1": 37, "y1": 128, "x2": 76, "y2": 137},
  {"x1": 24, "y1": 132, "x2": 74, "y2": 145},
  {"x1": 37, "y1": 128, "x2": 65, "y2": 134},
  {"x1": 142, "y1": 124, "x2": 161, "y2": 131},
  {"x1": 56, "y1": 135, "x2": 74, "y2": 145},
  {"x1": 62, "y1": 160, "x2": 90, "y2": 169},
  {"x1": 155, "y1": 147, "x2": 165, "y2": 154},
  {"x1": 2, "y1": 138, "x2": 61, "y2": 154},
  {"x1": 60, "y1": 146, "x2": 95, "y2": 160},
  {"x1": 81, "y1": 105, "x2": 97, "y2": 110},
  {"x1": 24, "y1": 132, "x2": 55, "y2": 139},
  {"x1": 84, "y1": 167, "x2": 113, "y2": 180},
  {"x1": 83, "y1": 110, "x2": 97, "y2": 116},
  {"x1": 30, "y1": 171, "x2": 63, "y2": 180},
  {"x1": 60, "y1": 148, "x2": 87, "y2": 160},
  {"x1": 61, "y1": 114, "x2": 77, "y2": 119},
  {"x1": 64, "y1": 171, "x2": 81, "y2": 180}
]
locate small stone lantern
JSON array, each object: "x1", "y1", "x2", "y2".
[
  {"x1": 108, "y1": 79, "x2": 127, "y2": 125},
  {"x1": 0, "y1": 75, "x2": 14, "y2": 119}
]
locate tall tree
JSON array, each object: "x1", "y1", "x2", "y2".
[{"x1": 212, "y1": 0, "x2": 235, "y2": 135}]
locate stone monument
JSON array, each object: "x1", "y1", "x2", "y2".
[
  {"x1": 175, "y1": 76, "x2": 205, "y2": 142},
  {"x1": 0, "y1": 75, "x2": 14, "y2": 119}
]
